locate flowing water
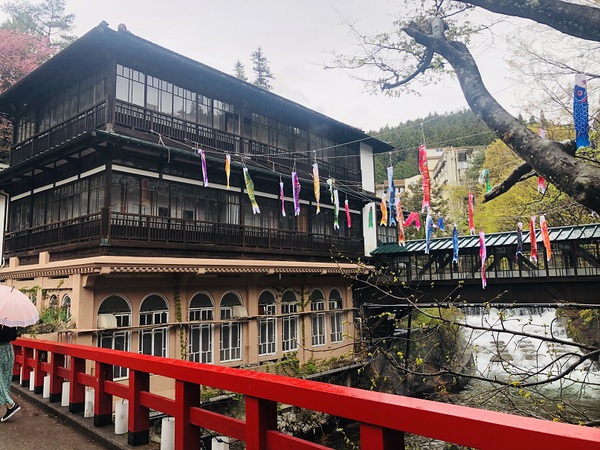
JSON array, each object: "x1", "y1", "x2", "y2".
[{"x1": 457, "y1": 307, "x2": 600, "y2": 423}]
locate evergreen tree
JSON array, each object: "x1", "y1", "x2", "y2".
[
  {"x1": 233, "y1": 60, "x2": 248, "y2": 81},
  {"x1": 1, "y1": 0, "x2": 75, "y2": 48},
  {"x1": 251, "y1": 47, "x2": 274, "y2": 90}
]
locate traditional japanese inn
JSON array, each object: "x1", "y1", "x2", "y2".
[{"x1": 0, "y1": 22, "x2": 393, "y2": 373}]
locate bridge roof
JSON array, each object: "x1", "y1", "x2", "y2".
[{"x1": 371, "y1": 223, "x2": 600, "y2": 255}]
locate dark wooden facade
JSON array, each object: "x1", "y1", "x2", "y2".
[{"x1": 0, "y1": 23, "x2": 392, "y2": 263}]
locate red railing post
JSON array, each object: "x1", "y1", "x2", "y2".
[
  {"x1": 93, "y1": 361, "x2": 113, "y2": 427},
  {"x1": 69, "y1": 356, "x2": 86, "y2": 413},
  {"x1": 33, "y1": 349, "x2": 46, "y2": 394},
  {"x1": 128, "y1": 369, "x2": 150, "y2": 446},
  {"x1": 49, "y1": 351, "x2": 65, "y2": 403},
  {"x1": 19, "y1": 346, "x2": 33, "y2": 387},
  {"x1": 174, "y1": 380, "x2": 201, "y2": 450},
  {"x1": 12, "y1": 345, "x2": 22, "y2": 381},
  {"x1": 245, "y1": 396, "x2": 277, "y2": 450},
  {"x1": 360, "y1": 423, "x2": 405, "y2": 450}
]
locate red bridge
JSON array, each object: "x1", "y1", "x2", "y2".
[{"x1": 12, "y1": 337, "x2": 600, "y2": 450}]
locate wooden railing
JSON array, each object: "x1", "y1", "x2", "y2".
[
  {"x1": 12, "y1": 338, "x2": 600, "y2": 450},
  {"x1": 10, "y1": 103, "x2": 106, "y2": 165},
  {"x1": 4, "y1": 211, "x2": 363, "y2": 257}
]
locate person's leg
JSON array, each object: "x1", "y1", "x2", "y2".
[{"x1": 0, "y1": 344, "x2": 14, "y2": 407}]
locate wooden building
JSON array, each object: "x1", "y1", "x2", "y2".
[{"x1": 0, "y1": 22, "x2": 392, "y2": 372}]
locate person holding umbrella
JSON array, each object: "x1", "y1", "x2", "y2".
[
  {"x1": 0, "y1": 285, "x2": 40, "y2": 422},
  {"x1": 0, "y1": 324, "x2": 19, "y2": 422}
]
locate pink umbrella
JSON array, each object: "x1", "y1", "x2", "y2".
[{"x1": 0, "y1": 285, "x2": 39, "y2": 327}]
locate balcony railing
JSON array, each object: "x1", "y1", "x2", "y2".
[
  {"x1": 10, "y1": 103, "x2": 106, "y2": 165},
  {"x1": 13, "y1": 337, "x2": 600, "y2": 449},
  {"x1": 4, "y1": 210, "x2": 363, "y2": 257}
]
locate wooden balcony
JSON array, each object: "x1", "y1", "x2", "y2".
[{"x1": 4, "y1": 210, "x2": 364, "y2": 259}]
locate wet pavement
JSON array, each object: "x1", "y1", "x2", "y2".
[{"x1": 1, "y1": 382, "x2": 160, "y2": 450}]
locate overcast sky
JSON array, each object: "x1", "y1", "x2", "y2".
[{"x1": 4, "y1": 1, "x2": 521, "y2": 133}]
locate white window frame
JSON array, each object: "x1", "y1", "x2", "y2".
[
  {"x1": 189, "y1": 295, "x2": 214, "y2": 364},
  {"x1": 311, "y1": 290, "x2": 326, "y2": 347},
  {"x1": 281, "y1": 291, "x2": 298, "y2": 353}
]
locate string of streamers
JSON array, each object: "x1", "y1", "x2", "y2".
[
  {"x1": 225, "y1": 154, "x2": 231, "y2": 189},
  {"x1": 516, "y1": 221, "x2": 523, "y2": 255},
  {"x1": 279, "y1": 179, "x2": 286, "y2": 217},
  {"x1": 425, "y1": 213, "x2": 434, "y2": 254},
  {"x1": 380, "y1": 193, "x2": 388, "y2": 226},
  {"x1": 313, "y1": 163, "x2": 321, "y2": 214},
  {"x1": 345, "y1": 198, "x2": 351, "y2": 228},
  {"x1": 540, "y1": 215, "x2": 552, "y2": 261},
  {"x1": 395, "y1": 193, "x2": 406, "y2": 246},
  {"x1": 529, "y1": 215, "x2": 538, "y2": 263},
  {"x1": 478, "y1": 169, "x2": 491, "y2": 193},
  {"x1": 403, "y1": 212, "x2": 421, "y2": 231},
  {"x1": 574, "y1": 74, "x2": 590, "y2": 148},
  {"x1": 292, "y1": 170, "x2": 301, "y2": 216},
  {"x1": 452, "y1": 224, "x2": 459, "y2": 263},
  {"x1": 243, "y1": 167, "x2": 260, "y2": 214},
  {"x1": 333, "y1": 189, "x2": 340, "y2": 230},
  {"x1": 479, "y1": 230, "x2": 487, "y2": 289},
  {"x1": 468, "y1": 192, "x2": 475, "y2": 235},
  {"x1": 418, "y1": 145, "x2": 431, "y2": 212}
]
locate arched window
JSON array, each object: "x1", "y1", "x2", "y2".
[
  {"x1": 188, "y1": 292, "x2": 214, "y2": 364},
  {"x1": 220, "y1": 292, "x2": 242, "y2": 362},
  {"x1": 258, "y1": 291, "x2": 277, "y2": 356},
  {"x1": 49, "y1": 294, "x2": 58, "y2": 307},
  {"x1": 310, "y1": 289, "x2": 326, "y2": 347},
  {"x1": 139, "y1": 294, "x2": 169, "y2": 357},
  {"x1": 98, "y1": 295, "x2": 132, "y2": 378},
  {"x1": 281, "y1": 290, "x2": 298, "y2": 352},
  {"x1": 329, "y1": 288, "x2": 343, "y2": 343},
  {"x1": 61, "y1": 294, "x2": 71, "y2": 321}
]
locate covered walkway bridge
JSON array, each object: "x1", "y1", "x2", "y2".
[{"x1": 370, "y1": 223, "x2": 600, "y2": 304}]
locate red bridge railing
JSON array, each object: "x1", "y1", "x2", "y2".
[{"x1": 12, "y1": 337, "x2": 600, "y2": 450}]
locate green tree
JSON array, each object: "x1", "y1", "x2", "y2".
[
  {"x1": 1, "y1": 0, "x2": 75, "y2": 48},
  {"x1": 251, "y1": 47, "x2": 274, "y2": 90},
  {"x1": 233, "y1": 59, "x2": 248, "y2": 82}
]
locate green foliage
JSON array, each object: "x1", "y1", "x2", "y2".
[{"x1": 372, "y1": 110, "x2": 495, "y2": 183}]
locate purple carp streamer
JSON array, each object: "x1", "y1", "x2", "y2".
[
  {"x1": 387, "y1": 166, "x2": 396, "y2": 226},
  {"x1": 313, "y1": 163, "x2": 320, "y2": 214},
  {"x1": 200, "y1": 149, "x2": 208, "y2": 187},
  {"x1": 452, "y1": 224, "x2": 459, "y2": 263},
  {"x1": 574, "y1": 74, "x2": 590, "y2": 148},
  {"x1": 292, "y1": 171, "x2": 301, "y2": 216},
  {"x1": 243, "y1": 167, "x2": 260, "y2": 214},
  {"x1": 425, "y1": 214, "x2": 433, "y2": 254}
]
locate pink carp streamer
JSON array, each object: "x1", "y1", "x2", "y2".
[
  {"x1": 292, "y1": 171, "x2": 301, "y2": 216},
  {"x1": 403, "y1": 211, "x2": 421, "y2": 231},
  {"x1": 243, "y1": 167, "x2": 260, "y2": 214},
  {"x1": 379, "y1": 193, "x2": 387, "y2": 227},
  {"x1": 279, "y1": 180, "x2": 286, "y2": 217},
  {"x1": 345, "y1": 199, "x2": 351, "y2": 228},
  {"x1": 479, "y1": 230, "x2": 487, "y2": 289},
  {"x1": 468, "y1": 192, "x2": 475, "y2": 235},
  {"x1": 225, "y1": 154, "x2": 231, "y2": 189},
  {"x1": 313, "y1": 163, "x2": 320, "y2": 214},
  {"x1": 540, "y1": 215, "x2": 552, "y2": 261},
  {"x1": 418, "y1": 145, "x2": 431, "y2": 211},
  {"x1": 529, "y1": 216, "x2": 538, "y2": 263}
]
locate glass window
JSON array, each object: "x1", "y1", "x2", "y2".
[
  {"x1": 258, "y1": 291, "x2": 276, "y2": 356},
  {"x1": 189, "y1": 292, "x2": 214, "y2": 364},
  {"x1": 281, "y1": 290, "x2": 298, "y2": 352},
  {"x1": 98, "y1": 295, "x2": 131, "y2": 378},
  {"x1": 310, "y1": 289, "x2": 326, "y2": 346},
  {"x1": 139, "y1": 294, "x2": 169, "y2": 357},
  {"x1": 329, "y1": 289, "x2": 344, "y2": 343},
  {"x1": 220, "y1": 292, "x2": 242, "y2": 362},
  {"x1": 116, "y1": 65, "x2": 145, "y2": 106}
]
